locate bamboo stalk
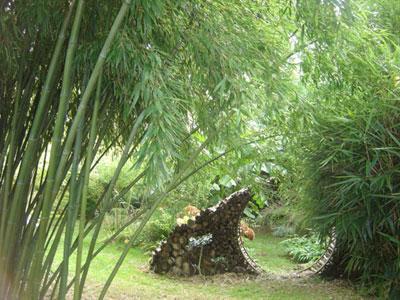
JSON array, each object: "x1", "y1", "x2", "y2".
[
  {"x1": 77, "y1": 110, "x2": 145, "y2": 298},
  {"x1": 98, "y1": 136, "x2": 212, "y2": 299},
  {"x1": 2, "y1": 2, "x2": 77, "y2": 297},
  {"x1": 45, "y1": 133, "x2": 103, "y2": 250},
  {"x1": 12, "y1": 144, "x2": 49, "y2": 295},
  {"x1": 28, "y1": 0, "x2": 85, "y2": 292},
  {"x1": 42, "y1": 171, "x2": 146, "y2": 293},
  {"x1": 60, "y1": 119, "x2": 84, "y2": 299},
  {"x1": 0, "y1": 78, "x2": 21, "y2": 280},
  {"x1": 29, "y1": 1, "x2": 134, "y2": 293},
  {"x1": 49, "y1": 3, "x2": 86, "y2": 298},
  {"x1": 73, "y1": 67, "x2": 101, "y2": 300},
  {"x1": 52, "y1": 0, "x2": 134, "y2": 195}
]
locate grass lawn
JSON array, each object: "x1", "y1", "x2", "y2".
[
  {"x1": 243, "y1": 233, "x2": 304, "y2": 274},
  {"x1": 58, "y1": 232, "x2": 365, "y2": 299}
]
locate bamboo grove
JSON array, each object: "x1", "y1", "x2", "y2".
[
  {"x1": 0, "y1": 0, "x2": 292, "y2": 298},
  {"x1": 1, "y1": 0, "x2": 400, "y2": 299},
  {"x1": 283, "y1": 0, "x2": 400, "y2": 295}
]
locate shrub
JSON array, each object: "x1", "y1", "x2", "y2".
[
  {"x1": 83, "y1": 156, "x2": 147, "y2": 219},
  {"x1": 281, "y1": 234, "x2": 325, "y2": 263},
  {"x1": 272, "y1": 225, "x2": 295, "y2": 238},
  {"x1": 284, "y1": 1, "x2": 400, "y2": 294},
  {"x1": 85, "y1": 176, "x2": 104, "y2": 219},
  {"x1": 256, "y1": 204, "x2": 306, "y2": 236},
  {"x1": 138, "y1": 208, "x2": 176, "y2": 249},
  {"x1": 103, "y1": 207, "x2": 176, "y2": 251},
  {"x1": 295, "y1": 103, "x2": 400, "y2": 293}
]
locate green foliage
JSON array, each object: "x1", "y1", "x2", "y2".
[
  {"x1": 103, "y1": 208, "x2": 132, "y2": 234},
  {"x1": 281, "y1": 0, "x2": 400, "y2": 295},
  {"x1": 4, "y1": 0, "x2": 400, "y2": 297},
  {"x1": 103, "y1": 206, "x2": 175, "y2": 251},
  {"x1": 1, "y1": 0, "x2": 297, "y2": 297},
  {"x1": 254, "y1": 183, "x2": 308, "y2": 236},
  {"x1": 281, "y1": 234, "x2": 325, "y2": 264},
  {"x1": 243, "y1": 234, "x2": 300, "y2": 274},
  {"x1": 135, "y1": 209, "x2": 175, "y2": 250},
  {"x1": 296, "y1": 104, "x2": 400, "y2": 292},
  {"x1": 271, "y1": 225, "x2": 296, "y2": 238}
]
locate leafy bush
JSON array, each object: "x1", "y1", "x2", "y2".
[
  {"x1": 85, "y1": 176, "x2": 104, "y2": 219},
  {"x1": 272, "y1": 225, "x2": 295, "y2": 238},
  {"x1": 256, "y1": 203, "x2": 306, "y2": 237},
  {"x1": 280, "y1": 1, "x2": 400, "y2": 295},
  {"x1": 102, "y1": 207, "x2": 176, "y2": 251},
  {"x1": 281, "y1": 234, "x2": 325, "y2": 263},
  {"x1": 137, "y1": 209, "x2": 176, "y2": 249},
  {"x1": 298, "y1": 105, "x2": 400, "y2": 291},
  {"x1": 82, "y1": 156, "x2": 147, "y2": 218}
]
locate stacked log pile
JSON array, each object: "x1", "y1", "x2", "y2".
[{"x1": 150, "y1": 188, "x2": 261, "y2": 276}]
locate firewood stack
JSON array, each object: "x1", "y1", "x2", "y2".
[{"x1": 150, "y1": 188, "x2": 261, "y2": 276}]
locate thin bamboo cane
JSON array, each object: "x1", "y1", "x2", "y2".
[
  {"x1": 77, "y1": 111, "x2": 146, "y2": 298},
  {"x1": 47, "y1": 3, "x2": 86, "y2": 298},
  {"x1": 13, "y1": 144, "x2": 49, "y2": 291},
  {"x1": 73, "y1": 67, "x2": 101, "y2": 299},
  {"x1": 42, "y1": 171, "x2": 147, "y2": 294},
  {"x1": 52, "y1": 0, "x2": 134, "y2": 196},
  {"x1": 45, "y1": 134, "x2": 103, "y2": 248},
  {"x1": 41, "y1": 215, "x2": 69, "y2": 297},
  {"x1": 28, "y1": 0, "x2": 84, "y2": 292},
  {"x1": 14, "y1": 145, "x2": 50, "y2": 286},
  {"x1": 98, "y1": 136, "x2": 212, "y2": 299},
  {"x1": 1, "y1": 2, "x2": 77, "y2": 297},
  {"x1": 0, "y1": 139, "x2": 9, "y2": 184},
  {"x1": 0, "y1": 73, "x2": 24, "y2": 227},
  {"x1": 60, "y1": 119, "x2": 84, "y2": 299},
  {"x1": 0, "y1": 79, "x2": 21, "y2": 272},
  {"x1": 31, "y1": 2, "x2": 134, "y2": 294}
]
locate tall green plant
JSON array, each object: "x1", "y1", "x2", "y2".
[
  {"x1": 282, "y1": 0, "x2": 400, "y2": 296},
  {"x1": 0, "y1": 0, "x2": 293, "y2": 298}
]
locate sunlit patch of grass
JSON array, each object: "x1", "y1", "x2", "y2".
[{"x1": 243, "y1": 233, "x2": 301, "y2": 274}]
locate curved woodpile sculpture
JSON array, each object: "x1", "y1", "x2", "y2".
[
  {"x1": 297, "y1": 229, "x2": 338, "y2": 276},
  {"x1": 150, "y1": 188, "x2": 338, "y2": 277},
  {"x1": 150, "y1": 189, "x2": 261, "y2": 275}
]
